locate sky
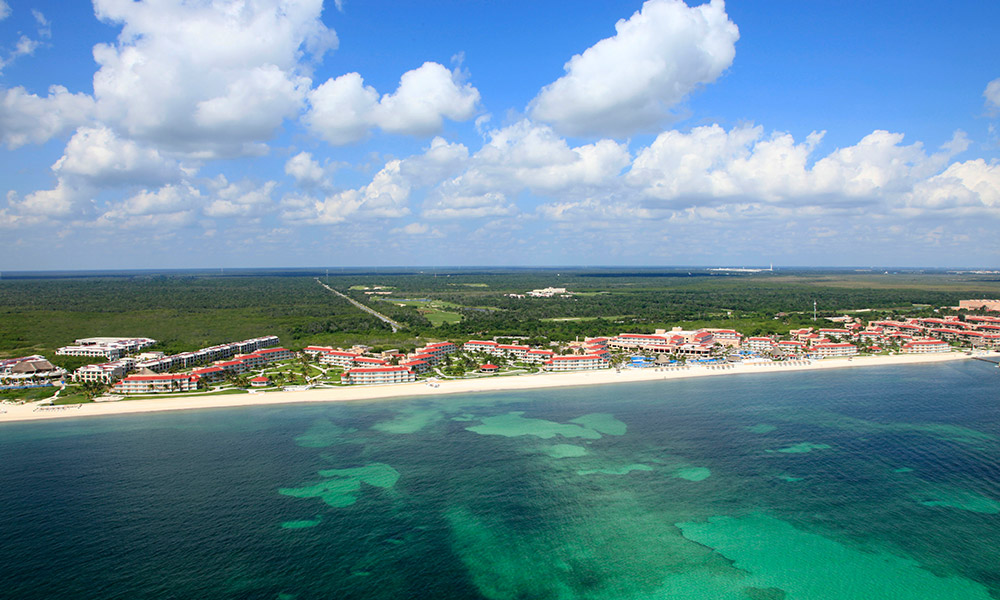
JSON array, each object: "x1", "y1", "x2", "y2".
[{"x1": 1, "y1": 0, "x2": 998, "y2": 270}]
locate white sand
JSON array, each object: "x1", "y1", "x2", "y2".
[{"x1": 0, "y1": 352, "x2": 977, "y2": 424}]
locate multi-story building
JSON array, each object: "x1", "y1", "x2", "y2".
[
  {"x1": 318, "y1": 351, "x2": 361, "y2": 368},
  {"x1": 811, "y1": 343, "x2": 858, "y2": 359},
  {"x1": 56, "y1": 337, "x2": 157, "y2": 360},
  {"x1": 112, "y1": 373, "x2": 200, "y2": 394},
  {"x1": 542, "y1": 354, "x2": 610, "y2": 371},
  {"x1": 72, "y1": 358, "x2": 136, "y2": 384},
  {"x1": 463, "y1": 340, "x2": 500, "y2": 354},
  {"x1": 745, "y1": 337, "x2": 774, "y2": 353},
  {"x1": 341, "y1": 366, "x2": 416, "y2": 385},
  {"x1": 902, "y1": 339, "x2": 952, "y2": 353}
]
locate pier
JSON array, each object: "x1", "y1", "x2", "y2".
[{"x1": 971, "y1": 356, "x2": 1000, "y2": 366}]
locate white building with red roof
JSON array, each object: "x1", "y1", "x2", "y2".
[
  {"x1": 811, "y1": 343, "x2": 858, "y2": 359},
  {"x1": 543, "y1": 354, "x2": 610, "y2": 371},
  {"x1": 902, "y1": 339, "x2": 952, "y2": 353},
  {"x1": 342, "y1": 366, "x2": 416, "y2": 385},
  {"x1": 112, "y1": 373, "x2": 200, "y2": 394}
]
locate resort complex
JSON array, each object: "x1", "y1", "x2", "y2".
[{"x1": 5, "y1": 301, "x2": 999, "y2": 403}]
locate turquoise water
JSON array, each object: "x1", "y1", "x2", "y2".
[{"x1": 1, "y1": 361, "x2": 999, "y2": 599}]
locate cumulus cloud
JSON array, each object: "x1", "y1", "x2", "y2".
[
  {"x1": 281, "y1": 137, "x2": 469, "y2": 224},
  {"x1": 985, "y1": 78, "x2": 1000, "y2": 113},
  {"x1": 285, "y1": 151, "x2": 329, "y2": 188},
  {"x1": 906, "y1": 159, "x2": 1000, "y2": 215},
  {"x1": 423, "y1": 190, "x2": 516, "y2": 220},
  {"x1": 282, "y1": 159, "x2": 411, "y2": 224},
  {"x1": 53, "y1": 126, "x2": 185, "y2": 186},
  {"x1": 117, "y1": 183, "x2": 201, "y2": 216},
  {"x1": 91, "y1": 0, "x2": 335, "y2": 157},
  {"x1": 304, "y1": 62, "x2": 480, "y2": 144},
  {"x1": 13, "y1": 181, "x2": 85, "y2": 218},
  {"x1": 627, "y1": 124, "x2": 964, "y2": 207},
  {"x1": 204, "y1": 177, "x2": 277, "y2": 218},
  {"x1": 530, "y1": 0, "x2": 738, "y2": 137},
  {"x1": 0, "y1": 1, "x2": 10, "y2": 21},
  {"x1": 421, "y1": 120, "x2": 629, "y2": 219},
  {"x1": 0, "y1": 86, "x2": 95, "y2": 148},
  {"x1": 389, "y1": 222, "x2": 443, "y2": 237}
]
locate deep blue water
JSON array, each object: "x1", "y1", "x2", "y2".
[{"x1": 1, "y1": 361, "x2": 999, "y2": 599}]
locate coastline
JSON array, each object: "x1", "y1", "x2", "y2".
[{"x1": 0, "y1": 352, "x2": 978, "y2": 424}]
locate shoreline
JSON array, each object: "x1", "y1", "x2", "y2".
[{"x1": 0, "y1": 352, "x2": 981, "y2": 424}]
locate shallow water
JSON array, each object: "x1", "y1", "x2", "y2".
[{"x1": 1, "y1": 361, "x2": 999, "y2": 599}]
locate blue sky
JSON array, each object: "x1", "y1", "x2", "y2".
[{"x1": 1, "y1": 0, "x2": 998, "y2": 270}]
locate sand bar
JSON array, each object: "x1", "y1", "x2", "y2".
[{"x1": 0, "y1": 352, "x2": 981, "y2": 424}]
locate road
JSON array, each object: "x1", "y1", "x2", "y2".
[{"x1": 315, "y1": 278, "x2": 404, "y2": 332}]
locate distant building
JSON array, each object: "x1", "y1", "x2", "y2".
[
  {"x1": 902, "y1": 340, "x2": 951, "y2": 353},
  {"x1": 959, "y1": 299, "x2": 1000, "y2": 312},
  {"x1": 341, "y1": 366, "x2": 416, "y2": 385},
  {"x1": 543, "y1": 354, "x2": 609, "y2": 371},
  {"x1": 112, "y1": 373, "x2": 200, "y2": 395},
  {"x1": 811, "y1": 343, "x2": 858, "y2": 359},
  {"x1": 57, "y1": 337, "x2": 157, "y2": 360}
]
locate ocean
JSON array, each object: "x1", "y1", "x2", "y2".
[{"x1": 1, "y1": 360, "x2": 999, "y2": 599}]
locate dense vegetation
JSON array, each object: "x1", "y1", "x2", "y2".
[{"x1": 2, "y1": 268, "x2": 998, "y2": 366}]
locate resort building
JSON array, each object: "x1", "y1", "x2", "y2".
[
  {"x1": 745, "y1": 337, "x2": 775, "y2": 352},
  {"x1": 73, "y1": 359, "x2": 135, "y2": 384},
  {"x1": 341, "y1": 366, "x2": 416, "y2": 385},
  {"x1": 959, "y1": 299, "x2": 1000, "y2": 311},
  {"x1": 524, "y1": 349, "x2": 555, "y2": 363},
  {"x1": 706, "y1": 329, "x2": 742, "y2": 347},
  {"x1": 498, "y1": 344, "x2": 531, "y2": 360},
  {"x1": 112, "y1": 373, "x2": 200, "y2": 395},
  {"x1": 191, "y1": 366, "x2": 226, "y2": 382},
  {"x1": 542, "y1": 354, "x2": 610, "y2": 371},
  {"x1": 480, "y1": 364, "x2": 500, "y2": 373},
  {"x1": 302, "y1": 345, "x2": 335, "y2": 357},
  {"x1": 415, "y1": 342, "x2": 457, "y2": 360},
  {"x1": 775, "y1": 340, "x2": 806, "y2": 355},
  {"x1": 0, "y1": 358, "x2": 67, "y2": 384},
  {"x1": 318, "y1": 351, "x2": 361, "y2": 368},
  {"x1": 902, "y1": 340, "x2": 952, "y2": 353},
  {"x1": 810, "y1": 343, "x2": 859, "y2": 359},
  {"x1": 400, "y1": 358, "x2": 432, "y2": 374},
  {"x1": 56, "y1": 337, "x2": 157, "y2": 360},
  {"x1": 463, "y1": 340, "x2": 500, "y2": 354}
]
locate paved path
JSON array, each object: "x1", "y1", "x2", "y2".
[{"x1": 315, "y1": 278, "x2": 404, "y2": 332}]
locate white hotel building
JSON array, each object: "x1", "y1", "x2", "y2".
[
  {"x1": 341, "y1": 366, "x2": 416, "y2": 385},
  {"x1": 543, "y1": 354, "x2": 610, "y2": 371},
  {"x1": 810, "y1": 343, "x2": 859, "y2": 359}
]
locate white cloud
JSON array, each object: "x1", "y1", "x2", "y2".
[
  {"x1": 280, "y1": 137, "x2": 469, "y2": 224},
  {"x1": 285, "y1": 151, "x2": 328, "y2": 188},
  {"x1": 0, "y1": 85, "x2": 95, "y2": 148},
  {"x1": 627, "y1": 124, "x2": 962, "y2": 207},
  {"x1": 374, "y1": 62, "x2": 480, "y2": 136},
  {"x1": 0, "y1": 1, "x2": 10, "y2": 21},
  {"x1": 281, "y1": 159, "x2": 411, "y2": 224},
  {"x1": 91, "y1": 0, "x2": 335, "y2": 157},
  {"x1": 304, "y1": 62, "x2": 480, "y2": 144},
  {"x1": 204, "y1": 177, "x2": 277, "y2": 218},
  {"x1": 420, "y1": 120, "x2": 628, "y2": 219},
  {"x1": 13, "y1": 180, "x2": 86, "y2": 218},
  {"x1": 423, "y1": 190, "x2": 515, "y2": 220},
  {"x1": 986, "y1": 78, "x2": 1000, "y2": 113},
  {"x1": 53, "y1": 126, "x2": 184, "y2": 186},
  {"x1": 117, "y1": 183, "x2": 201, "y2": 216},
  {"x1": 906, "y1": 159, "x2": 1000, "y2": 215},
  {"x1": 389, "y1": 222, "x2": 443, "y2": 237},
  {"x1": 530, "y1": 0, "x2": 738, "y2": 137}
]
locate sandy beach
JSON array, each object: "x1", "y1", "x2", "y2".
[{"x1": 0, "y1": 352, "x2": 982, "y2": 424}]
